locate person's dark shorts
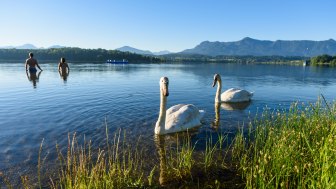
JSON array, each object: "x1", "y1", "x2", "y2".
[{"x1": 29, "y1": 67, "x2": 37, "y2": 73}]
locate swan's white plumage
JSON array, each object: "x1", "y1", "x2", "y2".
[
  {"x1": 221, "y1": 88, "x2": 253, "y2": 102},
  {"x1": 165, "y1": 104, "x2": 204, "y2": 132},
  {"x1": 155, "y1": 77, "x2": 205, "y2": 135}
]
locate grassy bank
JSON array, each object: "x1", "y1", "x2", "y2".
[
  {"x1": 1, "y1": 130, "x2": 242, "y2": 188},
  {"x1": 232, "y1": 98, "x2": 336, "y2": 188},
  {"x1": 1, "y1": 99, "x2": 335, "y2": 188}
]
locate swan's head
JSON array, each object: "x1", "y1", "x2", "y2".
[
  {"x1": 159, "y1": 77, "x2": 169, "y2": 96},
  {"x1": 212, "y1": 73, "x2": 221, "y2": 87}
]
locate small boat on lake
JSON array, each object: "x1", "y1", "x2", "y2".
[{"x1": 106, "y1": 59, "x2": 129, "y2": 64}]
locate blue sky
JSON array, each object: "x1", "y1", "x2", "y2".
[{"x1": 1, "y1": 0, "x2": 335, "y2": 52}]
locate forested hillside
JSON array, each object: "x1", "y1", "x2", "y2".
[
  {"x1": 182, "y1": 38, "x2": 336, "y2": 56},
  {"x1": 0, "y1": 48, "x2": 162, "y2": 63}
]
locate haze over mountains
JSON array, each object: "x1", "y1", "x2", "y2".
[
  {"x1": 0, "y1": 44, "x2": 172, "y2": 55},
  {"x1": 1, "y1": 38, "x2": 336, "y2": 57},
  {"x1": 182, "y1": 37, "x2": 336, "y2": 57},
  {"x1": 116, "y1": 46, "x2": 171, "y2": 55},
  {"x1": 0, "y1": 44, "x2": 66, "y2": 49}
]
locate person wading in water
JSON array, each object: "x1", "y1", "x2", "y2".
[
  {"x1": 25, "y1": 52, "x2": 43, "y2": 72},
  {"x1": 58, "y1": 57, "x2": 70, "y2": 81}
]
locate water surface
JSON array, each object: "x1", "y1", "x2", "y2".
[{"x1": 0, "y1": 62, "x2": 336, "y2": 172}]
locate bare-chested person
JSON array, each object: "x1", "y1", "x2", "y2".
[
  {"x1": 58, "y1": 57, "x2": 69, "y2": 73},
  {"x1": 58, "y1": 57, "x2": 70, "y2": 81},
  {"x1": 25, "y1": 52, "x2": 43, "y2": 72}
]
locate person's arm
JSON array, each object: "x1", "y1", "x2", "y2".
[
  {"x1": 37, "y1": 70, "x2": 42, "y2": 79},
  {"x1": 66, "y1": 63, "x2": 70, "y2": 73},
  {"x1": 36, "y1": 61, "x2": 43, "y2": 71},
  {"x1": 26, "y1": 70, "x2": 30, "y2": 79},
  {"x1": 25, "y1": 60, "x2": 28, "y2": 71},
  {"x1": 58, "y1": 63, "x2": 61, "y2": 71}
]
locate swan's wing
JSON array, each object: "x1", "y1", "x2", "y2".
[
  {"x1": 221, "y1": 88, "x2": 253, "y2": 102},
  {"x1": 166, "y1": 104, "x2": 185, "y2": 115},
  {"x1": 166, "y1": 104, "x2": 203, "y2": 132}
]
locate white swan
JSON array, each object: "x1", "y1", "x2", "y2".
[
  {"x1": 212, "y1": 73, "x2": 253, "y2": 103},
  {"x1": 155, "y1": 77, "x2": 205, "y2": 135}
]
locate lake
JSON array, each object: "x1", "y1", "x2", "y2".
[{"x1": 0, "y1": 62, "x2": 336, "y2": 176}]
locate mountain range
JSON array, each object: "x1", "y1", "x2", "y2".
[
  {"x1": 0, "y1": 44, "x2": 66, "y2": 49},
  {"x1": 0, "y1": 44, "x2": 172, "y2": 55},
  {"x1": 2, "y1": 38, "x2": 336, "y2": 57},
  {"x1": 181, "y1": 37, "x2": 336, "y2": 57},
  {"x1": 116, "y1": 46, "x2": 172, "y2": 55}
]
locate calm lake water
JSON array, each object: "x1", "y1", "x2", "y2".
[{"x1": 0, "y1": 62, "x2": 336, "y2": 175}]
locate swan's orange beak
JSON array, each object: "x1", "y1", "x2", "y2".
[{"x1": 212, "y1": 78, "x2": 217, "y2": 87}]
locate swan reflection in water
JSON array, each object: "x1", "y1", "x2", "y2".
[
  {"x1": 26, "y1": 70, "x2": 42, "y2": 88},
  {"x1": 211, "y1": 102, "x2": 221, "y2": 130},
  {"x1": 154, "y1": 135, "x2": 168, "y2": 186},
  {"x1": 211, "y1": 101, "x2": 251, "y2": 130},
  {"x1": 220, "y1": 101, "x2": 251, "y2": 111},
  {"x1": 154, "y1": 131, "x2": 198, "y2": 186}
]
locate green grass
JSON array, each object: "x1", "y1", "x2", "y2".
[
  {"x1": 232, "y1": 99, "x2": 336, "y2": 188},
  {"x1": 4, "y1": 99, "x2": 335, "y2": 188},
  {"x1": 49, "y1": 130, "x2": 146, "y2": 189},
  {"x1": 0, "y1": 128, "x2": 240, "y2": 188}
]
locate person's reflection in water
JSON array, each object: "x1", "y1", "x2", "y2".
[
  {"x1": 26, "y1": 69, "x2": 42, "y2": 88},
  {"x1": 211, "y1": 102, "x2": 221, "y2": 130},
  {"x1": 58, "y1": 57, "x2": 70, "y2": 82},
  {"x1": 154, "y1": 135, "x2": 168, "y2": 186}
]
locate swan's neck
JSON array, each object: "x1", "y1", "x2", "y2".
[
  {"x1": 155, "y1": 93, "x2": 167, "y2": 134},
  {"x1": 215, "y1": 80, "x2": 222, "y2": 103}
]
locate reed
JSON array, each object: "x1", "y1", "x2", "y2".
[
  {"x1": 49, "y1": 129, "x2": 147, "y2": 189},
  {"x1": 162, "y1": 133, "x2": 196, "y2": 181},
  {"x1": 1, "y1": 125, "x2": 242, "y2": 188},
  {"x1": 232, "y1": 99, "x2": 336, "y2": 188}
]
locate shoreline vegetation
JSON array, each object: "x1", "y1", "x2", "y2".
[
  {"x1": 1, "y1": 98, "x2": 335, "y2": 188},
  {"x1": 310, "y1": 54, "x2": 336, "y2": 66},
  {"x1": 1, "y1": 48, "x2": 334, "y2": 65}
]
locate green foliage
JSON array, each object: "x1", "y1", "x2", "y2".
[
  {"x1": 0, "y1": 48, "x2": 162, "y2": 63},
  {"x1": 232, "y1": 99, "x2": 336, "y2": 188},
  {"x1": 311, "y1": 54, "x2": 336, "y2": 66},
  {"x1": 0, "y1": 48, "x2": 307, "y2": 64},
  {"x1": 162, "y1": 54, "x2": 306, "y2": 64}
]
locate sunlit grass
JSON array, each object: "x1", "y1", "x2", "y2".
[
  {"x1": 5, "y1": 99, "x2": 335, "y2": 188},
  {"x1": 0, "y1": 128, "x2": 239, "y2": 188},
  {"x1": 49, "y1": 130, "x2": 146, "y2": 189},
  {"x1": 232, "y1": 98, "x2": 336, "y2": 188}
]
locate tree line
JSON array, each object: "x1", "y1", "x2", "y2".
[
  {"x1": 0, "y1": 47, "x2": 311, "y2": 64},
  {"x1": 0, "y1": 48, "x2": 162, "y2": 63},
  {"x1": 310, "y1": 54, "x2": 336, "y2": 66},
  {"x1": 161, "y1": 53, "x2": 306, "y2": 64}
]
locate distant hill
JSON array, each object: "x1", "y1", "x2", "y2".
[
  {"x1": 0, "y1": 48, "x2": 162, "y2": 63},
  {"x1": 116, "y1": 46, "x2": 171, "y2": 55},
  {"x1": 48, "y1": 45, "x2": 66, "y2": 49},
  {"x1": 152, "y1": 50, "x2": 172, "y2": 56},
  {"x1": 116, "y1": 46, "x2": 153, "y2": 55},
  {"x1": 0, "y1": 44, "x2": 66, "y2": 49},
  {"x1": 181, "y1": 37, "x2": 336, "y2": 57},
  {"x1": 0, "y1": 43, "x2": 38, "y2": 49}
]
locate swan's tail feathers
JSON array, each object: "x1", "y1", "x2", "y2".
[
  {"x1": 249, "y1": 91, "x2": 254, "y2": 97},
  {"x1": 199, "y1": 110, "x2": 206, "y2": 120}
]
